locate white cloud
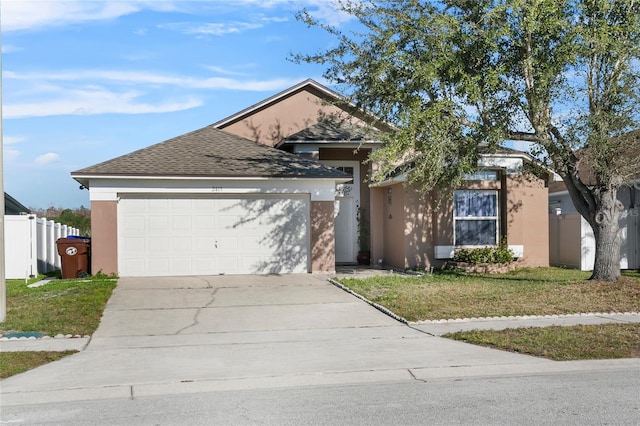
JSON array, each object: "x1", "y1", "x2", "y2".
[
  {"x1": 5, "y1": 69, "x2": 305, "y2": 91},
  {"x1": 3, "y1": 68, "x2": 305, "y2": 118},
  {"x1": 4, "y1": 87, "x2": 203, "y2": 119},
  {"x1": 1, "y1": 44, "x2": 22, "y2": 54},
  {"x1": 0, "y1": 0, "x2": 185, "y2": 32},
  {"x1": 159, "y1": 21, "x2": 263, "y2": 36},
  {"x1": 3, "y1": 147, "x2": 21, "y2": 161},
  {"x1": 204, "y1": 66, "x2": 249, "y2": 77},
  {"x1": 1, "y1": 0, "x2": 353, "y2": 33},
  {"x1": 3, "y1": 135, "x2": 27, "y2": 145},
  {"x1": 300, "y1": 0, "x2": 357, "y2": 27},
  {"x1": 35, "y1": 152, "x2": 61, "y2": 165}
]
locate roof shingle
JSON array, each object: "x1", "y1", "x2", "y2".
[{"x1": 72, "y1": 125, "x2": 348, "y2": 179}]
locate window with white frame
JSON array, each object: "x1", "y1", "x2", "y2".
[
  {"x1": 454, "y1": 190, "x2": 499, "y2": 246},
  {"x1": 463, "y1": 170, "x2": 498, "y2": 181}
]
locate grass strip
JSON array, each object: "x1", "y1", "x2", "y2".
[
  {"x1": 0, "y1": 351, "x2": 78, "y2": 379},
  {"x1": 338, "y1": 268, "x2": 640, "y2": 322},
  {"x1": 444, "y1": 323, "x2": 640, "y2": 360},
  {"x1": 0, "y1": 276, "x2": 117, "y2": 336}
]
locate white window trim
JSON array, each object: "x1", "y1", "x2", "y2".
[{"x1": 453, "y1": 189, "x2": 499, "y2": 247}]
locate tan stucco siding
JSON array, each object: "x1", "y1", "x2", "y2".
[
  {"x1": 310, "y1": 201, "x2": 335, "y2": 273},
  {"x1": 90, "y1": 200, "x2": 118, "y2": 276},
  {"x1": 219, "y1": 89, "x2": 363, "y2": 146},
  {"x1": 370, "y1": 187, "x2": 384, "y2": 266},
  {"x1": 507, "y1": 175, "x2": 549, "y2": 266},
  {"x1": 378, "y1": 174, "x2": 549, "y2": 271},
  {"x1": 403, "y1": 189, "x2": 436, "y2": 269},
  {"x1": 381, "y1": 183, "x2": 406, "y2": 269},
  {"x1": 434, "y1": 195, "x2": 455, "y2": 246}
]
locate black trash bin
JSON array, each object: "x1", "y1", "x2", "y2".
[{"x1": 56, "y1": 236, "x2": 91, "y2": 279}]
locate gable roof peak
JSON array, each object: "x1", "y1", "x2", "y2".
[{"x1": 213, "y1": 79, "x2": 346, "y2": 129}]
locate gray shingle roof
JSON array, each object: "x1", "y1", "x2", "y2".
[
  {"x1": 72, "y1": 125, "x2": 349, "y2": 179},
  {"x1": 285, "y1": 118, "x2": 378, "y2": 142}
]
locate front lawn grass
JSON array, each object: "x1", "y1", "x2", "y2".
[
  {"x1": 0, "y1": 351, "x2": 78, "y2": 379},
  {"x1": 445, "y1": 323, "x2": 640, "y2": 360},
  {"x1": 337, "y1": 268, "x2": 640, "y2": 322},
  {"x1": 0, "y1": 275, "x2": 117, "y2": 336},
  {"x1": 1, "y1": 275, "x2": 116, "y2": 379}
]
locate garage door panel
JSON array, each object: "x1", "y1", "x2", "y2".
[
  {"x1": 172, "y1": 237, "x2": 191, "y2": 252},
  {"x1": 218, "y1": 256, "x2": 240, "y2": 274},
  {"x1": 149, "y1": 199, "x2": 169, "y2": 209},
  {"x1": 171, "y1": 216, "x2": 192, "y2": 232},
  {"x1": 149, "y1": 216, "x2": 169, "y2": 233},
  {"x1": 118, "y1": 195, "x2": 309, "y2": 277},
  {"x1": 194, "y1": 236, "x2": 215, "y2": 252},
  {"x1": 122, "y1": 258, "x2": 147, "y2": 276},
  {"x1": 193, "y1": 257, "x2": 216, "y2": 274},
  {"x1": 148, "y1": 259, "x2": 170, "y2": 274},
  {"x1": 195, "y1": 215, "x2": 215, "y2": 230},
  {"x1": 122, "y1": 236, "x2": 146, "y2": 252},
  {"x1": 215, "y1": 236, "x2": 238, "y2": 250},
  {"x1": 123, "y1": 216, "x2": 145, "y2": 233},
  {"x1": 171, "y1": 199, "x2": 192, "y2": 209},
  {"x1": 147, "y1": 237, "x2": 170, "y2": 252}
]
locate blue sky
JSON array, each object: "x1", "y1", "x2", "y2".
[{"x1": 2, "y1": 0, "x2": 354, "y2": 209}]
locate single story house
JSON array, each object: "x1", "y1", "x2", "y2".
[{"x1": 73, "y1": 79, "x2": 550, "y2": 277}]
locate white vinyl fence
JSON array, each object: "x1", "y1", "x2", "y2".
[{"x1": 4, "y1": 214, "x2": 80, "y2": 279}]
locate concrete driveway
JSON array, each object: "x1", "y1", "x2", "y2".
[{"x1": 1, "y1": 274, "x2": 580, "y2": 405}]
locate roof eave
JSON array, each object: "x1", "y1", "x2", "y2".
[{"x1": 71, "y1": 173, "x2": 350, "y2": 188}]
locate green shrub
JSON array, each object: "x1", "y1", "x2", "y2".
[{"x1": 453, "y1": 246, "x2": 515, "y2": 264}]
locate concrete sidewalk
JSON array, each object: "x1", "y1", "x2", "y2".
[
  {"x1": 1, "y1": 274, "x2": 638, "y2": 407},
  {"x1": 3, "y1": 312, "x2": 638, "y2": 352}
]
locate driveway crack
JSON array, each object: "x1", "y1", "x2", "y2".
[
  {"x1": 175, "y1": 288, "x2": 218, "y2": 335},
  {"x1": 408, "y1": 369, "x2": 427, "y2": 383}
]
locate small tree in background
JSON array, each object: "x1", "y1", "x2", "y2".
[
  {"x1": 30, "y1": 205, "x2": 91, "y2": 236},
  {"x1": 295, "y1": 0, "x2": 640, "y2": 281}
]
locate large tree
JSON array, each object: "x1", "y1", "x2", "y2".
[{"x1": 295, "y1": 0, "x2": 640, "y2": 281}]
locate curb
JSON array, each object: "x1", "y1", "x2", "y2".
[
  {"x1": 410, "y1": 312, "x2": 640, "y2": 325},
  {"x1": 0, "y1": 334, "x2": 90, "y2": 341},
  {"x1": 327, "y1": 278, "x2": 409, "y2": 324}
]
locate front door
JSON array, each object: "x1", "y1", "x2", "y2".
[{"x1": 322, "y1": 161, "x2": 360, "y2": 264}]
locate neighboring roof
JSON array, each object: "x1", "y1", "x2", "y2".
[
  {"x1": 4, "y1": 193, "x2": 31, "y2": 215},
  {"x1": 213, "y1": 79, "x2": 346, "y2": 129},
  {"x1": 71, "y1": 125, "x2": 349, "y2": 184},
  {"x1": 284, "y1": 117, "x2": 380, "y2": 143}
]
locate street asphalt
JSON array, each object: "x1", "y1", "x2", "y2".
[{"x1": 1, "y1": 274, "x2": 638, "y2": 407}]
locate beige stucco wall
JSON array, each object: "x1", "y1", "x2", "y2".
[
  {"x1": 403, "y1": 189, "x2": 435, "y2": 269},
  {"x1": 370, "y1": 187, "x2": 385, "y2": 266},
  {"x1": 371, "y1": 172, "x2": 550, "y2": 271},
  {"x1": 310, "y1": 201, "x2": 336, "y2": 273},
  {"x1": 380, "y1": 183, "x2": 407, "y2": 269},
  {"x1": 90, "y1": 200, "x2": 118, "y2": 276},
  {"x1": 219, "y1": 87, "x2": 367, "y2": 147},
  {"x1": 506, "y1": 175, "x2": 549, "y2": 267}
]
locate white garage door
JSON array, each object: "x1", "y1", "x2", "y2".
[{"x1": 118, "y1": 194, "x2": 310, "y2": 277}]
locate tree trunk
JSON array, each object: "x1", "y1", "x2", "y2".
[{"x1": 589, "y1": 190, "x2": 622, "y2": 282}]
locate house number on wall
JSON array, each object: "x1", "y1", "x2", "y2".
[
  {"x1": 211, "y1": 187, "x2": 223, "y2": 192},
  {"x1": 66, "y1": 247, "x2": 78, "y2": 256}
]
